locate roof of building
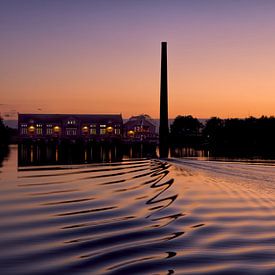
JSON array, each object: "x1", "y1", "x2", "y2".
[
  {"x1": 124, "y1": 114, "x2": 156, "y2": 127},
  {"x1": 18, "y1": 114, "x2": 123, "y2": 124}
]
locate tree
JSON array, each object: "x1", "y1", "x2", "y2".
[
  {"x1": 170, "y1": 115, "x2": 202, "y2": 145},
  {"x1": 0, "y1": 117, "x2": 9, "y2": 145}
]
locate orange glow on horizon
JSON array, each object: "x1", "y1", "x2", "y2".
[{"x1": 2, "y1": 1, "x2": 275, "y2": 120}]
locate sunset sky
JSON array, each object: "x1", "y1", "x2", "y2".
[{"x1": 2, "y1": 0, "x2": 275, "y2": 119}]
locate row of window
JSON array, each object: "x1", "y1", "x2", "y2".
[
  {"x1": 21, "y1": 124, "x2": 121, "y2": 128},
  {"x1": 20, "y1": 127, "x2": 121, "y2": 135}
]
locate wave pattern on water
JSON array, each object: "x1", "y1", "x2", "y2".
[{"x1": 1, "y1": 154, "x2": 275, "y2": 274}]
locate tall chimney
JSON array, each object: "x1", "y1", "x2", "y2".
[{"x1": 159, "y1": 42, "x2": 169, "y2": 158}]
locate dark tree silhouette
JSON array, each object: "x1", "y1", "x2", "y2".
[
  {"x1": 170, "y1": 115, "x2": 202, "y2": 146},
  {"x1": 170, "y1": 115, "x2": 275, "y2": 157},
  {"x1": 0, "y1": 117, "x2": 9, "y2": 145},
  {"x1": 0, "y1": 117, "x2": 17, "y2": 145},
  {"x1": 202, "y1": 116, "x2": 275, "y2": 156}
]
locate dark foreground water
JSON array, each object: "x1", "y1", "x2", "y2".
[{"x1": 1, "y1": 146, "x2": 275, "y2": 274}]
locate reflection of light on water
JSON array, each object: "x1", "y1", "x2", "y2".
[
  {"x1": 108, "y1": 149, "x2": 112, "y2": 162},
  {"x1": 55, "y1": 145, "x2": 58, "y2": 162},
  {"x1": 18, "y1": 143, "x2": 156, "y2": 166},
  {"x1": 171, "y1": 147, "x2": 209, "y2": 158},
  {"x1": 30, "y1": 145, "x2": 34, "y2": 163},
  {"x1": 84, "y1": 149, "x2": 87, "y2": 162},
  {"x1": 4, "y1": 146, "x2": 275, "y2": 274}
]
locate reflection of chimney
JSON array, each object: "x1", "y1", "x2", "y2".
[{"x1": 159, "y1": 42, "x2": 169, "y2": 158}]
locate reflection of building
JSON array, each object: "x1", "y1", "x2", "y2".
[
  {"x1": 18, "y1": 114, "x2": 123, "y2": 142},
  {"x1": 124, "y1": 115, "x2": 158, "y2": 143}
]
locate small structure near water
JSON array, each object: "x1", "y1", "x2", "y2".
[{"x1": 123, "y1": 114, "x2": 158, "y2": 144}]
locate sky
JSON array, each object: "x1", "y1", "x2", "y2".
[{"x1": 1, "y1": 0, "x2": 275, "y2": 119}]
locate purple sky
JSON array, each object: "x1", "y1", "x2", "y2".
[{"x1": 2, "y1": 0, "x2": 275, "y2": 119}]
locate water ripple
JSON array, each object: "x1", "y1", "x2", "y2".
[{"x1": 1, "y1": 157, "x2": 275, "y2": 274}]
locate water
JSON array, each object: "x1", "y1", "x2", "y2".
[{"x1": 1, "y1": 146, "x2": 275, "y2": 274}]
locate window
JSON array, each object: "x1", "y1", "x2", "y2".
[
  {"x1": 36, "y1": 128, "x2": 43, "y2": 135},
  {"x1": 100, "y1": 125, "x2": 106, "y2": 135},
  {"x1": 20, "y1": 124, "x2": 27, "y2": 135},
  {"x1": 21, "y1": 127, "x2": 28, "y2": 135},
  {"x1": 66, "y1": 128, "x2": 77, "y2": 135},
  {"x1": 67, "y1": 120, "x2": 76, "y2": 125},
  {"x1": 90, "y1": 128, "x2": 97, "y2": 135},
  {"x1": 46, "y1": 128, "x2": 53, "y2": 135},
  {"x1": 90, "y1": 124, "x2": 97, "y2": 135},
  {"x1": 53, "y1": 126, "x2": 61, "y2": 134},
  {"x1": 114, "y1": 128, "x2": 120, "y2": 135}
]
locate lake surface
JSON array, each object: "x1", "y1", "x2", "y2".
[{"x1": 1, "y1": 146, "x2": 275, "y2": 274}]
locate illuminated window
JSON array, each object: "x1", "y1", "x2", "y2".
[
  {"x1": 36, "y1": 127, "x2": 43, "y2": 135},
  {"x1": 128, "y1": 130, "x2": 134, "y2": 136},
  {"x1": 106, "y1": 126, "x2": 113, "y2": 133},
  {"x1": 114, "y1": 128, "x2": 120, "y2": 135},
  {"x1": 46, "y1": 128, "x2": 53, "y2": 135},
  {"x1": 90, "y1": 128, "x2": 97, "y2": 135},
  {"x1": 53, "y1": 126, "x2": 61, "y2": 134},
  {"x1": 21, "y1": 128, "x2": 28, "y2": 134},
  {"x1": 67, "y1": 120, "x2": 76, "y2": 125},
  {"x1": 100, "y1": 125, "x2": 106, "y2": 135},
  {"x1": 89, "y1": 124, "x2": 97, "y2": 135},
  {"x1": 82, "y1": 126, "x2": 89, "y2": 135},
  {"x1": 20, "y1": 124, "x2": 27, "y2": 135},
  {"x1": 28, "y1": 126, "x2": 35, "y2": 134},
  {"x1": 66, "y1": 128, "x2": 77, "y2": 135}
]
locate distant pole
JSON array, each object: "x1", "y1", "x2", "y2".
[{"x1": 159, "y1": 41, "x2": 169, "y2": 158}]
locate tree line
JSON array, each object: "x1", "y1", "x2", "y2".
[
  {"x1": 170, "y1": 115, "x2": 275, "y2": 156},
  {"x1": 0, "y1": 117, "x2": 17, "y2": 145}
]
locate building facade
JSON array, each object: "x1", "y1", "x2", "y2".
[
  {"x1": 18, "y1": 114, "x2": 123, "y2": 142},
  {"x1": 124, "y1": 114, "x2": 158, "y2": 143}
]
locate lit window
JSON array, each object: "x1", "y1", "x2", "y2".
[
  {"x1": 20, "y1": 124, "x2": 27, "y2": 135},
  {"x1": 53, "y1": 126, "x2": 61, "y2": 134},
  {"x1": 21, "y1": 128, "x2": 28, "y2": 135},
  {"x1": 114, "y1": 128, "x2": 120, "y2": 135},
  {"x1": 82, "y1": 126, "x2": 89, "y2": 135},
  {"x1": 67, "y1": 120, "x2": 76, "y2": 125},
  {"x1": 46, "y1": 128, "x2": 53, "y2": 135},
  {"x1": 66, "y1": 128, "x2": 77, "y2": 135},
  {"x1": 106, "y1": 126, "x2": 113, "y2": 133},
  {"x1": 100, "y1": 125, "x2": 106, "y2": 135},
  {"x1": 128, "y1": 130, "x2": 134, "y2": 136},
  {"x1": 36, "y1": 128, "x2": 43, "y2": 135},
  {"x1": 90, "y1": 128, "x2": 97, "y2": 135},
  {"x1": 28, "y1": 126, "x2": 35, "y2": 134}
]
